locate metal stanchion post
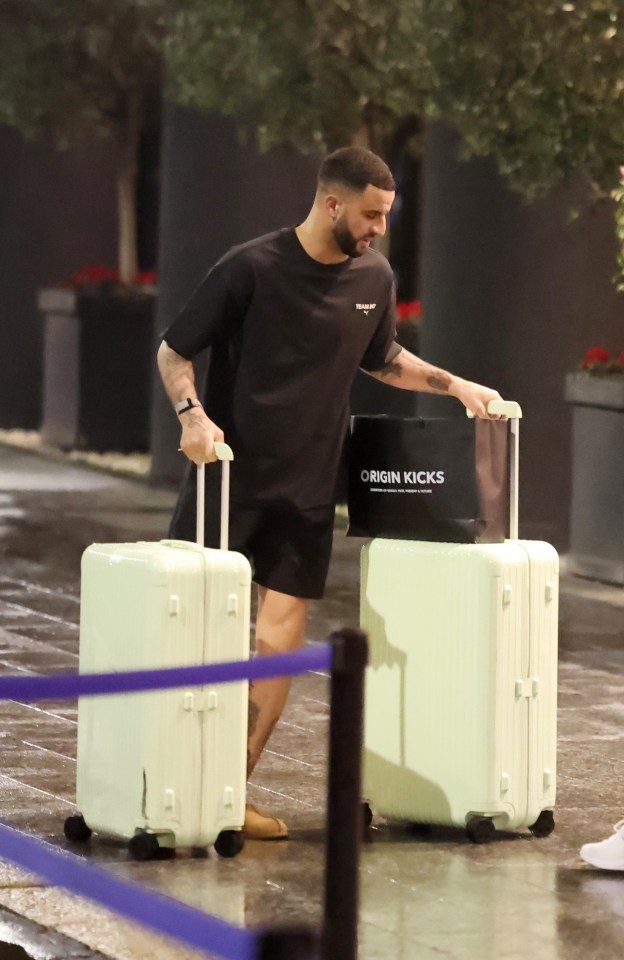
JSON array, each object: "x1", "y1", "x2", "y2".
[{"x1": 321, "y1": 628, "x2": 368, "y2": 960}]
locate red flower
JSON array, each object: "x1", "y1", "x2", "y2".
[
  {"x1": 396, "y1": 300, "x2": 423, "y2": 321},
  {"x1": 134, "y1": 270, "x2": 157, "y2": 286},
  {"x1": 68, "y1": 265, "x2": 157, "y2": 288},
  {"x1": 581, "y1": 346, "x2": 611, "y2": 369},
  {"x1": 70, "y1": 265, "x2": 118, "y2": 286}
]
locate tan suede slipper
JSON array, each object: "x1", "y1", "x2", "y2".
[{"x1": 243, "y1": 802, "x2": 289, "y2": 840}]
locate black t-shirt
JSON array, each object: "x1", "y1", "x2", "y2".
[{"x1": 164, "y1": 227, "x2": 400, "y2": 510}]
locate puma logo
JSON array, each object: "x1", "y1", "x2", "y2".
[{"x1": 356, "y1": 303, "x2": 376, "y2": 315}]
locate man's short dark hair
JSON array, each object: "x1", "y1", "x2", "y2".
[{"x1": 318, "y1": 146, "x2": 396, "y2": 193}]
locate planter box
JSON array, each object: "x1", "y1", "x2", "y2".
[
  {"x1": 565, "y1": 373, "x2": 624, "y2": 586},
  {"x1": 39, "y1": 288, "x2": 155, "y2": 453},
  {"x1": 564, "y1": 372, "x2": 624, "y2": 409}
]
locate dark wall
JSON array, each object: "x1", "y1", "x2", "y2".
[
  {"x1": 150, "y1": 103, "x2": 317, "y2": 486},
  {"x1": 419, "y1": 123, "x2": 624, "y2": 548},
  {"x1": 0, "y1": 125, "x2": 118, "y2": 429}
]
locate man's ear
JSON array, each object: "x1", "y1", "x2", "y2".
[{"x1": 324, "y1": 193, "x2": 341, "y2": 220}]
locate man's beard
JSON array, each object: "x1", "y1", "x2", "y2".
[{"x1": 333, "y1": 215, "x2": 368, "y2": 258}]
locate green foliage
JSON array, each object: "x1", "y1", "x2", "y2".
[
  {"x1": 3, "y1": 0, "x2": 623, "y2": 201},
  {"x1": 611, "y1": 169, "x2": 624, "y2": 289},
  {"x1": 160, "y1": 0, "x2": 624, "y2": 284},
  {"x1": 164, "y1": 0, "x2": 429, "y2": 154},
  {"x1": 161, "y1": 0, "x2": 624, "y2": 202},
  {"x1": 0, "y1": 1, "x2": 167, "y2": 279},
  {"x1": 0, "y1": 0, "x2": 164, "y2": 147},
  {"x1": 422, "y1": 0, "x2": 624, "y2": 199},
  {"x1": 3, "y1": 0, "x2": 624, "y2": 244}
]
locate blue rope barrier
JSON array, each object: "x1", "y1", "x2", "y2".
[
  {"x1": 0, "y1": 644, "x2": 332, "y2": 703},
  {"x1": 0, "y1": 642, "x2": 337, "y2": 958},
  {"x1": 0, "y1": 823, "x2": 257, "y2": 960}
]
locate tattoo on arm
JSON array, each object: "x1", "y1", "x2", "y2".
[
  {"x1": 162, "y1": 351, "x2": 184, "y2": 371},
  {"x1": 394, "y1": 349, "x2": 452, "y2": 392},
  {"x1": 427, "y1": 371, "x2": 451, "y2": 393},
  {"x1": 158, "y1": 343, "x2": 197, "y2": 402},
  {"x1": 378, "y1": 358, "x2": 403, "y2": 379},
  {"x1": 378, "y1": 349, "x2": 428, "y2": 381},
  {"x1": 162, "y1": 352, "x2": 190, "y2": 385},
  {"x1": 183, "y1": 410, "x2": 209, "y2": 428},
  {"x1": 373, "y1": 348, "x2": 452, "y2": 394}
]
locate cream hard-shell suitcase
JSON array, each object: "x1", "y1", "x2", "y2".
[
  {"x1": 65, "y1": 445, "x2": 251, "y2": 859},
  {"x1": 360, "y1": 402, "x2": 559, "y2": 842}
]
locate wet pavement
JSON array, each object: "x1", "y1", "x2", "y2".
[{"x1": 0, "y1": 442, "x2": 622, "y2": 959}]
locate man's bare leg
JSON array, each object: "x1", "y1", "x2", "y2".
[{"x1": 244, "y1": 585, "x2": 309, "y2": 839}]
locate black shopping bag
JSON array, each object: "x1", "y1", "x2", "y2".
[{"x1": 347, "y1": 416, "x2": 509, "y2": 543}]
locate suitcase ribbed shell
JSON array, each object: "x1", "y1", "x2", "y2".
[
  {"x1": 76, "y1": 539, "x2": 251, "y2": 848},
  {"x1": 361, "y1": 538, "x2": 558, "y2": 832}
]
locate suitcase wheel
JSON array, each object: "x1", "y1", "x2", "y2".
[
  {"x1": 465, "y1": 816, "x2": 496, "y2": 844},
  {"x1": 63, "y1": 814, "x2": 92, "y2": 844},
  {"x1": 214, "y1": 830, "x2": 244, "y2": 859},
  {"x1": 128, "y1": 831, "x2": 164, "y2": 861},
  {"x1": 361, "y1": 802, "x2": 375, "y2": 842},
  {"x1": 529, "y1": 810, "x2": 555, "y2": 839}
]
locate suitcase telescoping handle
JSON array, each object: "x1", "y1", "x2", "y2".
[
  {"x1": 467, "y1": 400, "x2": 523, "y2": 540},
  {"x1": 196, "y1": 441, "x2": 233, "y2": 550}
]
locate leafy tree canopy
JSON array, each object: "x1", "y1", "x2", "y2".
[
  {"x1": 163, "y1": 0, "x2": 428, "y2": 155},
  {"x1": 0, "y1": 0, "x2": 163, "y2": 146},
  {"x1": 2, "y1": 0, "x2": 624, "y2": 274},
  {"x1": 2, "y1": 0, "x2": 622, "y2": 201},
  {"x1": 0, "y1": 0, "x2": 165, "y2": 280},
  {"x1": 423, "y1": 0, "x2": 624, "y2": 199},
  {"x1": 163, "y1": 0, "x2": 624, "y2": 200}
]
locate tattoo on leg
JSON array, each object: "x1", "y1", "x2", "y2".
[
  {"x1": 258, "y1": 716, "x2": 279, "y2": 756},
  {"x1": 247, "y1": 713, "x2": 280, "y2": 777},
  {"x1": 248, "y1": 699, "x2": 260, "y2": 739}
]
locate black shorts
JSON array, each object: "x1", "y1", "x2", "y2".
[{"x1": 169, "y1": 465, "x2": 335, "y2": 600}]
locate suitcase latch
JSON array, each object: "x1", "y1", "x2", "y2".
[
  {"x1": 515, "y1": 678, "x2": 539, "y2": 699},
  {"x1": 515, "y1": 679, "x2": 532, "y2": 698},
  {"x1": 183, "y1": 690, "x2": 218, "y2": 712}
]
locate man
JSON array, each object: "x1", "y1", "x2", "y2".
[{"x1": 157, "y1": 146, "x2": 503, "y2": 839}]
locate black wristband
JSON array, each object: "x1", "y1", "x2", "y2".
[{"x1": 175, "y1": 397, "x2": 202, "y2": 417}]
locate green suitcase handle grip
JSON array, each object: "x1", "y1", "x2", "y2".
[
  {"x1": 213, "y1": 441, "x2": 233, "y2": 461},
  {"x1": 466, "y1": 400, "x2": 523, "y2": 419}
]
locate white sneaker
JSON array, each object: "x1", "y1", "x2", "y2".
[{"x1": 580, "y1": 819, "x2": 624, "y2": 871}]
